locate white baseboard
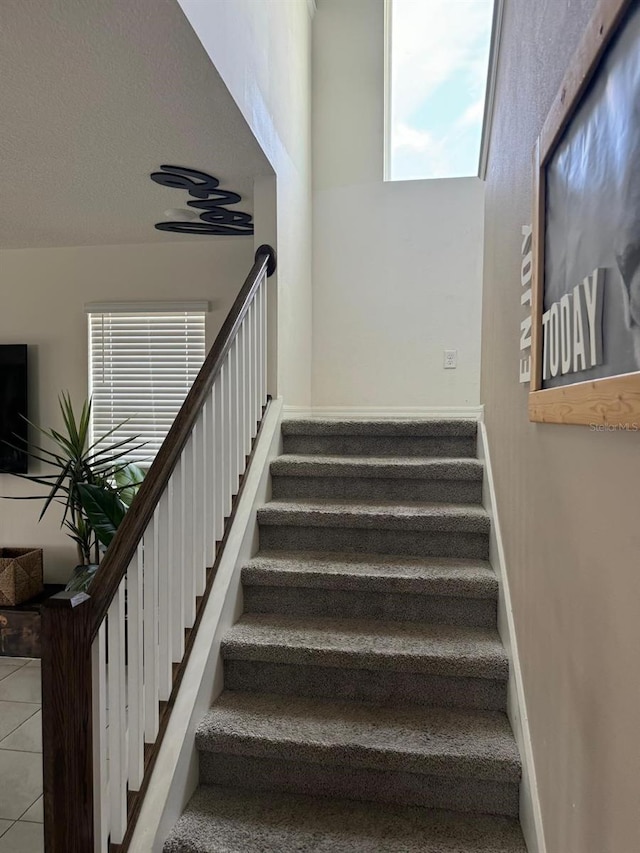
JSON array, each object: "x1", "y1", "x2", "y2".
[
  {"x1": 477, "y1": 422, "x2": 546, "y2": 853},
  {"x1": 128, "y1": 398, "x2": 284, "y2": 853},
  {"x1": 283, "y1": 405, "x2": 484, "y2": 420}
]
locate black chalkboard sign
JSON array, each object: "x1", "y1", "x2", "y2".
[
  {"x1": 0, "y1": 345, "x2": 28, "y2": 473},
  {"x1": 529, "y1": 0, "x2": 640, "y2": 425}
]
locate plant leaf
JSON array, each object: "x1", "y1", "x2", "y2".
[
  {"x1": 65, "y1": 564, "x2": 99, "y2": 594},
  {"x1": 79, "y1": 398, "x2": 92, "y2": 450},
  {"x1": 1, "y1": 439, "x2": 66, "y2": 469},
  {"x1": 86, "y1": 434, "x2": 144, "y2": 465},
  {"x1": 4, "y1": 472, "x2": 71, "y2": 490},
  {"x1": 84, "y1": 417, "x2": 135, "y2": 457},
  {"x1": 114, "y1": 463, "x2": 146, "y2": 506},
  {"x1": 90, "y1": 445, "x2": 148, "y2": 474},
  {"x1": 60, "y1": 391, "x2": 85, "y2": 455},
  {"x1": 39, "y1": 461, "x2": 72, "y2": 522},
  {"x1": 77, "y1": 483, "x2": 127, "y2": 549}
]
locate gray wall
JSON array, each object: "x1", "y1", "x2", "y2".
[{"x1": 482, "y1": 2, "x2": 640, "y2": 851}]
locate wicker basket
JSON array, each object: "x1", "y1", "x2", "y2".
[{"x1": 0, "y1": 548, "x2": 44, "y2": 606}]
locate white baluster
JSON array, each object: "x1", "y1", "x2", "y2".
[
  {"x1": 238, "y1": 319, "x2": 245, "y2": 466},
  {"x1": 214, "y1": 373, "x2": 225, "y2": 541},
  {"x1": 244, "y1": 312, "x2": 252, "y2": 456},
  {"x1": 205, "y1": 387, "x2": 216, "y2": 567},
  {"x1": 157, "y1": 490, "x2": 173, "y2": 699},
  {"x1": 107, "y1": 579, "x2": 127, "y2": 844},
  {"x1": 237, "y1": 330, "x2": 244, "y2": 482},
  {"x1": 183, "y1": 434, "x2": 196, "y2": 628},
  {"x1": 256, "y1": 282, "x2": 263, "y2": 419},
  {"x1": 251, "y1": 297, "x2": 258, "y2": 437},
  {"x1": 170, "y1": 463, "x2": 184, "y2": 662},
  {"x1": 239, "y1": 326, "x2": 245, "y2": 478},
  {"x1": 236, "y1": 323, "x2": 245, "y2": 480},
  {"x1": 229, "y1": 337, "x2": 240, "y2": 494},
  {"x1": 231, "y1": 336, "x2": 242, "y2": 495},
  {"x1": 92, "y1": 623, "x2": 109, "y2": 853},
  {"x1": 143, "y1": 513, "x2": 159, "y2": 740},
  {"x1": 193, "y1": 415, "x2": 206, "y2": 595},
  {"x1": 246, "y1": 301, "x2": 252, "y2": 437},
  {"x1": 222, "y1": 358, "x2": 232, "y2": 519},
  {"x1": 127, "y1": 543, "x2": 145, "y2": 790},
  {"x1": 260, "y1": 276, "x2": 268, "y2": 409}
]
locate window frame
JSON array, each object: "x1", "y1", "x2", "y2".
[{"x1": 383, "y1": 0, "x2": 504, "y2": 183}]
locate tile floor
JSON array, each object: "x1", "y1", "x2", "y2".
[{"x1": 0, "y1": 657, "x2": 43, "y2": 853}]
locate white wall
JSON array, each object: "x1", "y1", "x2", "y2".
[
  {"x1": 311, "y1": 0, "x2": 484, "y2": 411},
  {"x1": 0, "y1": 240, "x2": 252, "y2": 583},
  {"x1": 177, "y1": 0, "x2": 313, "y2": 410}
]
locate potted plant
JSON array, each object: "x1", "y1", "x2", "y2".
[{"x1": 2, "y1": 392, "x2": 145, "y2": 592}]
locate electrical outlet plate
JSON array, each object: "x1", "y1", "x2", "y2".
[{"x1": 444, "y1": 349, "x2": 457, "y2": 369}]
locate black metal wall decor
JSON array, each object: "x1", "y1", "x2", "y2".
[{"x1": 150, "y1": 165, "x2": 254, "y2": 236}]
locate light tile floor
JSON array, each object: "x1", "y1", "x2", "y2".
[{"x1": 0, "y1": 657, "x2": 43, "y2": 853}]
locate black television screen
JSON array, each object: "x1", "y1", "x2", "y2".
[{"x1": 0, "y1": 345, "x2": 28, "y2": 474}]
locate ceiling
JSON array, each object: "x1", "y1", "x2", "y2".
[{"x1": 0, "y1": 0, "x2": 272, "y2": 249}]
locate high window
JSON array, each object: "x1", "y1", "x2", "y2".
[
  {"x1": 87, "y1": 303, "x2": 207, "y2": 463},
  {"x1": 385, "y1": 0, "x2": 495, "y2": 181}
]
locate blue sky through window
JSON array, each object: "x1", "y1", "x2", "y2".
[{"x1": 388, "y1": 0, "x2": 495, "y2": 180}]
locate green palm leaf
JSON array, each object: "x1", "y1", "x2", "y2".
[{"x1": 3, "y1": 393, "x2": 146, "y2": 565}]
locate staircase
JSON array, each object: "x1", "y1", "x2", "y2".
[{"x1": 164, "y1": 419, "x2": 527, "y2": 853}]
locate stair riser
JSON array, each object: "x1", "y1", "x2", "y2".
[
  {"x1": 242, "y1": 564, "x2": 499, "y2": 599},
  {"x1": 200, "y1": 753, "x2": 519, "y2": 817},
  {"x1": 224, "y1": 660, "x2": 507, "y2": 711},
  {"x1": 243, "y1": 586, "x2": 497, "y2": 627},
  {"x1": 283, "y1": 435, "x2": 477, "y2": 458},
  {"x1": 259, "y1": 525, "x2": 490, "y2": 560},
  {"x1": 271, "y1": 475, "x2": 482, "y2": 503}
]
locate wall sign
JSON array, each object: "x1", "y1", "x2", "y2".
[
  {"x1": 150, "y1": 165, "x2": 254, "y2": 236},
  {"x1": 519, "y1": 225, "x2": 532, "y2": 384},
  {"x1": 529, "y1": 0, "x2": 640, "y2": 425}
]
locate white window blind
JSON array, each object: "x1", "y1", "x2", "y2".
[{"x1": 88, "y1": 306, "x2": 207, "y2": 464}]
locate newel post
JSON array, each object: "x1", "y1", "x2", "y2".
[{"x1": 41, "y1": 591, "x2": 94, "y2": 852}]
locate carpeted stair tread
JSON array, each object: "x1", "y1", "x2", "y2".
[
  {"x1": 195, "y1": 691, "x2": 521, "y2": 782},
  {"x1": 163, "y1": 785, "x2": 527, "y2": 853},
  {"x1": 165, "y1": 417, "x2": 525, "y2": 848},
  {"x1": 242, "y1": 551, "x2": 497, "y2": 598},
  {"x1": 281, "y1": 419, "x2": 478, "y2": 437},
  {"x1": 221, "y1": 614, "x2": 508, "y2": 679},
  {"x1": 258, "y1": 498, "x2": 490, "y2": 532},
  {"x1": 271, "y1": 454, "x2": 483, "y2": 480}
]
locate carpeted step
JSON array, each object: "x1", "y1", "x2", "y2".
[
  {"x1": 258, "y1": 499, "x2": 490, "y2": 559},
  {"x1": 222, "y1": 614, "x2": 508, "y2": 710},
  {"x1": 196, "y1": 692, "x2": 520, "y2": 816},
  {"x1": 270, "y1": 454, "x2": 484, "y2": 502},
  {"x1": 281, "y1": 419, "x2": 478, "y2": 458},
  {"x1": 163, "y1": 785, "x2": 527, "y2": 853},
  {"x1": 242, "y1": 551, "x2": 498, "y2": 627},
  {"x1": 164, "y1": 417, "x2": 525, "y2": 849}
]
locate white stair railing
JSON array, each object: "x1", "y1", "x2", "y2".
[{"x1": 41, "y1": 245, "x2": 276, "y2": 853}]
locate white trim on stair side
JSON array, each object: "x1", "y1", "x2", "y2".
[
  {"x1": 477, "y1": 422, "x2": 547, "y2": 853},
  {"x1": 127, "y1": 398, "x2": 285, "y2": 853},
  {"x1": 283, "y1": 405, "x2": 484, "y2": 420}
]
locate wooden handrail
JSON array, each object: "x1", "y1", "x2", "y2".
[{"x1": 88, "y1": 244, "x2": 276, "y2": 640}]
